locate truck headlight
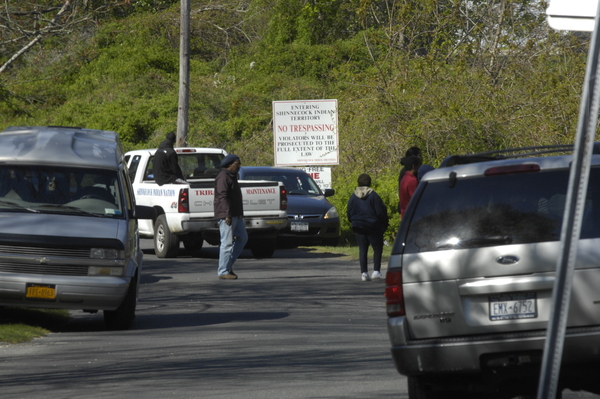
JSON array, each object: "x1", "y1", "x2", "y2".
[{"x1": 324, "y1": 206, "x2": 338, "y2": 219}]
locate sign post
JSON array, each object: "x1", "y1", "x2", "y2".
[{"x1": 539, "y1": 1, "x2": 600, "y2": 397}]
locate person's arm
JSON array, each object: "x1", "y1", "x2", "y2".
[{"x1": 214, "y1": 173, "x2": 232, "y2": 222}]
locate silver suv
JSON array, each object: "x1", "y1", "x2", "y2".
[{"x1": 386, "y1": 146, "x2": 600, "y2": 398}]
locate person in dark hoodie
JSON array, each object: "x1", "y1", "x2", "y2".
[
  {"x1": 214, "y1": 153, "x2": 247, "y2": 280},
  {"x1": 153, "y1": 132, "x2": 186, "y2": 186},
  {"x1": 347, "y1": 173, "x2": 389, "y2": 281}
]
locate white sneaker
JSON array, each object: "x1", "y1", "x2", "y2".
[
  {"x1": 361, "y1": 272, "x2": 371, "y2": 281},
  {"x1": 372, "y1": 271, "x2": 385, "y2": 279}
]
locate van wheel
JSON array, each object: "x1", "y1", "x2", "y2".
[
  {"x1": 408, "y1": 377, "x2": 444, "y2": 399},
  {"x1": 104, "y1": 273, "x2": 137, "y2": 330},
  {"x1": 182, "y1": 233, "x2": 204, "y2": 255},
  {"x1": 250, "y1": 238, "x2": 276, "y2": 258},
  {"x1": 154, "y1": 214, "x2": 179, "y2": 258}
]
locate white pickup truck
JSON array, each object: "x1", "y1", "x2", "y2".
[{"x1": 124, "y1": 148, "x2": 288, "y2": 258}]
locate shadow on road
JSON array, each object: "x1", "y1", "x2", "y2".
[
  {"x1": 142, "y1": 244, "x2": 349, "y2": 260},
  {"x1": 57, "y1": 310, "x2": 289, "y2": 333}
]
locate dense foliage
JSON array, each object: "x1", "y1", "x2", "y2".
[{"x1": 0, "y1": 0, "x2": 591, "y2": 240}]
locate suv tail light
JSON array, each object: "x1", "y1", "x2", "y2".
[
  {"x1": 280, "y1": 186, "x2": 288, "y2": 210},
  {"x1": 385, "y1": 270, "x2": 405, "y2": 317},
  {"x1": 178, "y1": 188, "x2": 189, "y2": 213}
]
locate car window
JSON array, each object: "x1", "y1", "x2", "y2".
[
  {"x1": 401, "y1": 168, "x2": 600, "y2": 253},
  {"x1": 128, "y1": 155, "x2": 141, "y2": 182},
  {"x1": 243, "y1": 171, "x2": 322, "y2": 195}
]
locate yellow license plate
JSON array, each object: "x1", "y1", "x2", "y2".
[{"x1": 26, "y1": 284, "x2": 56, "y2": 300}]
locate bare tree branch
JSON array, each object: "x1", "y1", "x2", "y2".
[{"x1": 0, "y1": 0, "x2": 73, "y2": 74}]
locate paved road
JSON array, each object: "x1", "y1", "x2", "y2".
[
  {"x1": 0, "y1": 240, "x2": 598, "y2": 399},
  {"x1": 0, "y1": 241, "x2": 402, "y2": 399}
]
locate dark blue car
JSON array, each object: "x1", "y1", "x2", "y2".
[{"x1": 238, "y1": 166, "x2": 340, "y2": 247}]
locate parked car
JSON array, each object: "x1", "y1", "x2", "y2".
[
  {"x1": 238, "y1": 166, "x2": 340, "y2": 247},
  {"x1": 0, "y1": 126, "x2": 154, "y2": 330},
  {"x1": 386, "y1": 145, "x2": 600, "y2": 398}
]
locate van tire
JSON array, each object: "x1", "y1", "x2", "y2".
[
  {"x1": 104, "y1": 273, "x2": 137, "y2": 330},
  {"x1": 154, "y1": 214, "x2": 179, "y2": 258}
]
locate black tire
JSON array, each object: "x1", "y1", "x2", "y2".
[
  {"x1": 104, "y1": 273, "x2": 137, "y2": 330},
  {"x1": 322, "y1": 237, "x2": 339, "y2": 247},
  {"x1": 154, "y1": 214, "x2": 179, "y2": 258},
  {"x1": 250, "y1": 238, "x2": 276, "y2": 258},
  {"x1": 182, "y1": 233, "x2": 204, "y2": 254},
  {"x1": 408, "y1": 377, "x2": 443, "y2": 399}
]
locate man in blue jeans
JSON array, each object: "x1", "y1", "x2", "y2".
[{"x1": 214, "y1": 154, "x2": 247, "y2": 279}]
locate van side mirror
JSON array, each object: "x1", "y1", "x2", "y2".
[
  {"x1": 132, "y1": 205, "x2": 156, "y2": 220},
  {"x1": 323, "y1": 188, "x2": 335, "y2": 197}
]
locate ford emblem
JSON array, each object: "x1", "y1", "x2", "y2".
[{"x1": 496, "y1": 255, "x2": 519, "y2": 265}]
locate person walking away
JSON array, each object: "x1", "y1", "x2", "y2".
[
  {"x1": 347, "y1": 174, "x2": 389, "y2": 281},
  {"x1": 399, "y1": 156, "x2": 422, "y2": 217},
  {"x1": 214, "y1": 154, "x2": 247, "y2": 279},
  {"x1": 153, "y1": 132, "x2": 186, "y2": 186}
]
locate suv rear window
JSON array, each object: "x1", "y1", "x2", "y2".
[{"x1": 400, "y1": 167, "x2": 600, "y2": 253}]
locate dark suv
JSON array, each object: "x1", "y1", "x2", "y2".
[{"x1": 386, "y1": 145, "x2": 600, "y2": 398}]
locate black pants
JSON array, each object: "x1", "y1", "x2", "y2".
[{"x1": 354, "y1": 228, "x2": 384, "y2": 274}]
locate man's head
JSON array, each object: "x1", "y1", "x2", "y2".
[
  {"x1": 221, "y1": 154, "x2": 241, "y2": 172},
  {"x1": 357, "y1": 173, "x2": 371, "y2": 187},
  {"x1": 166, "y1": 132, "x2": 176, "y2": 143}
]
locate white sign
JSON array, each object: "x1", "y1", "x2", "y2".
[
  {"x1": 547, "y1": 0, "x2": 597, "y2": 31},
  {"x1": 298, "y1": 166, "x2": 332, "y2": 190},
  {"x1": 273, "y1": 99, "x2": 339, "y2": 166}
]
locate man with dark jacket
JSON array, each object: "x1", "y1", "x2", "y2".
[
  {"x1": 214, "y1": 153, "x2": 247, "y2": 279},
  {"x1": 153, "y1": 132, "x2": 186, "y2": 186},
  {"x1": 347, "y1": 173, "x2": 389, "y2": 281}
]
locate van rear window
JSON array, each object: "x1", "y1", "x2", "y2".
[{"x1": 401, "y1": 168, "x2": 600, "y2": 253}]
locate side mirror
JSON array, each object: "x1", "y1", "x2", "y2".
[
  {"x1": 323, "y1": 188, "x2": 335, "y2": 197},
  {"x1": 132, "y1": 205, "x2": 156, "y2": 220}
]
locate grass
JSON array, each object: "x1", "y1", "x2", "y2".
[{"x1": 0, "y1": 307, "x2": 70, "y2": 344}]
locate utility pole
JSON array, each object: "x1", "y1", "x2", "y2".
[{"x1": 176, "y1": 0, "x2": 190, "y2": 147}]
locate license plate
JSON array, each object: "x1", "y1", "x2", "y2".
[
  {"x1": 291, "y1": 222, "x2": 309, "y2": 232},
  {"x1": 489, "y1": 292, "x2": 537, "y2": 321},
  {"x1": 26, "y1": 283, "x2": 56, "y2": 300}
]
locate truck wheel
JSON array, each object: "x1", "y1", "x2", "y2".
[
  {"x1": 182, "y1": 233, "x2": 204, "y2": 254},
  {"x1": 104, "y1": 273, "x2": 137, "y2": 330},
  {"x1": 154, "y1": 214, "x2": 179, "y2": 258},
  {"x1": 250, "y1": 238, "x2": 276, "y2": 258}
]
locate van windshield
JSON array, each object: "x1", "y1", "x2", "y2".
[
  {"x1": 0, "y1": 165, "x2": 123, "y2": 218},
  {"x1": 401, "y1": 168, "x2": 600, "y2": 253}
]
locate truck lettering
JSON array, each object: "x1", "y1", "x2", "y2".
[
  {"x1": 243, "y1": 199, "x2": 275, "y2": 205},
  {"x1": 137, "y1": 188, "x2": 175, "y2": 196},
  {"x1": 246, "y1": 188, "x2": 276, "y2": 195},
  {"x1": 195, "y1": 190, "x2": 214, "y2": 195}
]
